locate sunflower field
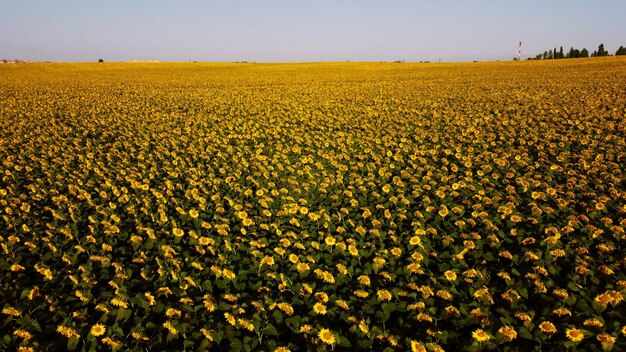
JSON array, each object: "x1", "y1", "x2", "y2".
[{"x1": 1, "y1": 58, "x2": 625, "y2": 351}]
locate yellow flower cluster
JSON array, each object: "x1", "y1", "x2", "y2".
[{"x1": 1, "y1": 58, "x2": 625, "y2": 351}]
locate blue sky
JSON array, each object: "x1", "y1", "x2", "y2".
[{"x1": 1, "y1": 0, "x2": 625, "y2": 62}]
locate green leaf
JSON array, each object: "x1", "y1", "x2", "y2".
[
  {"x1": 30, "y1": 319, "x2": 42, "y2": 332},
  {"x1": 382, "y1": 303, "x2": 396, "y2": 318},
  {"x1": 567, "y1": 281, "x2": 580, "y2": 292},
  {"x1": 272, "y1": 310, "x2": 284, "y2": 324},
  {"x1": 115, "y1": 308, "x2": 131, "y2": 323},
  {"x1": 67, "y1": 336, "x2": 80, "y2": 350},
  {"x1": 265, "y1": 323, "x2": 279, "y2": 336},
  {"x1": 519, "y1": 327, "x2": 533, "y2": 340},
  {"x1": 285, "y1": 316, "x2": 301, "y2": 332},
  {"x1": 338, "y1": 336, "x2": 352, "y2": 348},
  {"x1": 183, "y1": 339, "x2": 195, "y2": 349},
  {"x1": 230, "y1": 338, "x2": 244, "y2": 352}
]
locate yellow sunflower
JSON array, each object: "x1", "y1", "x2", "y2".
[
  {"x1": 539, "y1": 321, "x2": 557, "y2": 334},
  {"x1": 377, "y1": 289, "x2": 393, "y2": 301},
  {"x1": 565, "y1": 328, "x2": 584, "y2": 343},
  {"x1": 472, "y1": 329, "x2": 492, "y2": 342},
  {"x1": 90, "y1": 323, "x2": 106, "y2": 337},
  {"x1": 443, "y1": 270, "x2": 457, "y2": 281},
  {"x1": 313, "y1": 302, "x2": 327, "y2": 315},
  {"x1": 318, "y1": 328, "x2": 336, "y2": 345},
  {"x1": 410, "y1": 341, "x2": 427, "y2": 352},
  {"x1": 498, "y1": 326, "x2": 517, "y2": 340}
]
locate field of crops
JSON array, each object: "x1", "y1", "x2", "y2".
[{"x1": 1, "y1": 58, "x2": 625, "y2": 351}]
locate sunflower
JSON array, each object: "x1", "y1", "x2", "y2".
[
  {"x1": 273, "y1": 347, "x2": 291, "y2": 352},
  {"x1": 165, "y1": 308, "x2": 182, "y2": 319},
  {"x1": 288, "y1": 254, "x2": 299, "y2": 263},
  {"x1": 145, "y1": 292, "x2": 156, "y2": 306},
  {"x1": 354, "y1": 290, "x2": 369, "y2": 298},
  {"x1": 111, "y1": 298, "x2": 129, "y2": 308},
  {"x1": 538, "y1": 321, "x2": 557, "y2": 334},
  {"x1": 90, "y1": 323, "x2": 106, "y2": 337},
  {"x1": 260, "y1": 256, "x2": 275, "y2": 267},
  {"x1": 10, "y1": 264, "x2": 25, "y2": 272},
  {"x1": 377, "y1": 289, "x2": 392, "y2": 301},
  {"x1": 313, "y1": 302, "x2": 327, "y2": 315},
  {"x1": 390, "y1": 247, "x2": 402, "y2": 257},
  {"x1": 299, "y1": 325, "x2": 313, "y2": 334},
  {"x1": 358, "y1": 320, "x2": 369, "y2": 334},
  {"x1": 553, "y1": 308, "x2": 572, "y2": 316},
  {"x1": 200, "y1": 328, "x2": 213, "y2": 341},
  {"x1": 318, "y1": 328, "x2": 336, "y2": 345},
  {"x1": 406, "y1": 263, "x2": 424, "y2": 274},
  {"x1": 438, "y1": 205, "x2": 449, "y2": 217},
  {"x1": 188, "y1": 209, "x2": 199, "y2": 218},
  {"x1": 222, "y1": 268, "x2": 236, "y2": 280},
  {"x1": 324, "y1": 236, "x2": 336, "y2": 246},
  {"x1": 13, "y1": 329, "x2": 33, "y2": 340},
  {"x1": 335, "y1": 299, "x2": 349, "y2": 310},
  {"x1": 410, "y1": 341, "x2": 427, "y2": 352},
  {"x1": 409, "y1": 236, "x2": 422, "y2": 246},
  {"x1": 172, "y1": 228, "x2": 184, "y2": 237},
  {"x1": 2, "y1": 306, "x2": 21, "y2": 317},
  {"x1": 314, "y1": 292, "x2": 329, "y2": 302},
  {"x1": 296, "y1": 263, "x2": 310, "y2": 272},
  {"x1": 321, "y1": 272, "x2": 335, "y2": 284},
  {"x1": 238, "y1": 318, "x2": 254, "y2": 331},
  {"x1": 358, "y1": 275, "x2": 371, "y2": 286},
  {"x1": 565, "y1": 328, "x2": 584, "y2": 343},
  {"x1": 443, "y1": 270, "x2": 457, "y2": 281},
  {"x1": 102, "y1": 337, "x2": 121, "y2": 348},
  {"x1": 163, "y1": 321, "x2": 178, "y2": 335},
  {"x1": 436, "y1": 290, "x2": 452, "y2": 300},
  {"x1": 132, "y1": 331, "x2": 149, "y2": 341},
  {"x1": 596, "y1": 333, "x2": 616, "y2": 349},
  {"x1": 583, "y1": 318, "x2": 603, "y2": 328},
  {"x1": 498, "y1": 326, "x2": 517, "y2": 340},
  {"x1": 472, "y1": 329, "x2": 492, "y2": 342},
  {"x1": 277, "y1": 302, "x2": 294, "y2": 315},
  {"x1": 224, "y1": 313, "x2": 236, "y2": 326},
  {"x1": 56, "y1": 325, "x2": 80, "y2": 338}
]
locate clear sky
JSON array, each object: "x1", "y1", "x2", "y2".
[{"x1": 1, "y1": 0, "x2": 625, "y2": 62}]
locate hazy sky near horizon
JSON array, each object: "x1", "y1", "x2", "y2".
[{"x1": 1, "y1": 0, "x2": 625, "y2": 62}]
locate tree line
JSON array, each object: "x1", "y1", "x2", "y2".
[{"x1": 527, "y1": 43, "x2": 626, "y2": 60}]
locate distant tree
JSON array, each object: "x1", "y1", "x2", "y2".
[
  {"x1": 581, "y1": 48, "x2": 589, "y2": 57},
  {"x1": 543, "y1": 51, "x2": 549, "y2": 60},
  {"x1": 615, "y1": 46, "x2": 626, "y2": 56},
  {"x1": 548, "y1": 50, "x2": 554, "y2": 59},
  {"x1": 567, "y1": 47, "x2": 581, "y2": 58},
  {"x1": 98, "y1": 58, "x2": 104, "y2": 62},
  {"x1": 596, "y1": 43, "x2": 609, "y2": 57},
  {"x1": 559, "y1": 46, "x2": 564, "y2": 59},
  {"x1": 553, "y1": 48, "x2": 557, "y2": 59}
]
